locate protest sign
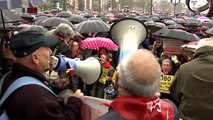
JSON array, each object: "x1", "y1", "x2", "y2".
[
  {"x1": 159, "y1": 75, "x2": 174, "y2": 94},
  {"x1": 163, "y1": 39, "x2": 183, "y2": 55}
]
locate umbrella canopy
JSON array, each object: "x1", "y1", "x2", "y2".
[
  {"x1": 145, "y1": 21, "x2": 167, "y2": 33},
  {"x1": 126, "y1": 14, "x2": 137, "y2": 18},
  {"x1": 167, "y1": 24, "x2": 185, "y2": 29},
  {"x1": 162, "y1": 19, "x2": 176, "y2": 25},
  {"x1": 200, "y1": 26, "x2": 210, "y2": 31},
  {"x1": 114, "y1": 13, "x2": 126, "y2": 19},
  {"x1": 41, "y1": 17, "x2": 73, "y2": 28},
  {"x1": 0, "y1": 0, "x2": 46, "y2": 9},
  {"x1": 0, "y1": 23, "x2": 15, "y2": 30},
  {"x1": 19, "y1": 25, "x2": 49, "y2": 33},
  {"x1": 75, "y1": 20, "x2": 110, "y2": 33},
  {"x1": 83, "y1": 14, "x2": 94, "y2": 18},
  {"x1": 0, "y1": 10, "x2": 23, "y2": 23},
  {"x1": 67, "y1": 15, "x2": 86, "y2": 24},
  {"x1": 184, "y1": 17, "x2": 201, "y2": 26},
  {"x1": 205, "y1": 27, "x2": 213, "y2": 35},
  {"x1": 20, "y1": 13, "x2": 34, "y2": 21},
  {"x1": 80, "y1": 37, "x2": 118, "y2": 50},
  {"x1": 199, "y1": 21, "x2": 213, "y2": 27},
  {"x1": 55, "y1": 11, "x2": 73, "y2": 18},
  {"x1": 154, "y1": 28, "x2": 200, "y2": 41},
  {"x1": 149, "y1": 16, "x2": 160, "y2": 22},
  {"x1": 173, "y1": 18, "x2": 185, "y2": 24},
  {"x1": 197, "y1": 16, "x2": 211, "y2": 22}
]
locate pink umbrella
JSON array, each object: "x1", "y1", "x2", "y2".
[
  {"x1": 197, "y1": 16, "x2": 210, "y2": 22},
  {"x1": 80, "y1": 37, "x2": 118, "y2": 50}
]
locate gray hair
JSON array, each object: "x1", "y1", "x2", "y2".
[
  {"x1": 197, "y1": 37, "x2": 213, "y2": 49},
  {"x1": 162, "y1": 58, "x2": 172, "y2": 66},
  {"x1": 53, "y1": 23, "x2": 74, "y2": 38},
  {"x1": 117, "y1": 49, "x2": 161, "y2": 97}
]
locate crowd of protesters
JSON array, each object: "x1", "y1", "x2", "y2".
[{"x1": 0, "y1": 9, "x2": 213, "y2": 119}]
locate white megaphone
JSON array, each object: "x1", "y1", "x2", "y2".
[
  {"x1": 51, "y1": 55, "x2": 102, "y2": 85},
  {"x1": 110, "y1": 18, "x2": 148, "y2": 62}
]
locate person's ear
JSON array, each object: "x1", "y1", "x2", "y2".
[{"x1": 31, "y1": 52, "x2": 39, "y2": 66}]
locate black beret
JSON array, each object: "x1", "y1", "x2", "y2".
[{"x1": 10, "y1": 30, "x2": 58, "y2": 57}]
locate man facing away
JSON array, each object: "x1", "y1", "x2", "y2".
[
  {"x1": 0, "y1": 30, "x2": 84, "y2": 120},
  {"x1": 169, "y1": 37, "x2": 213, "y2": 120},
  {"x1": 97, "y1": 49, "x2": 179, "y2": 120}
]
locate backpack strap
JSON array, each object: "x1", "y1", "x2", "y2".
[
  {"x1": 0, "y1": 76, "x2": 57, "y2": 106},
  {"x1": 0, "y1": 72, "x2": 11, "y2": 95}
]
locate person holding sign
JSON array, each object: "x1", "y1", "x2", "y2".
[
  {"x1": 160, "y1": 58, "x2": 179, "y2": 108},
  {"x1": 170, "y1": 37, "x2": 213, "y2": 120},
  {"x1": 97, "y1": 49, "x2": 178, "y2": 120}
]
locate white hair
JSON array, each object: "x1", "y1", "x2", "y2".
[
  {"x1": 117, "y1": 49, "x2": 161, "y2": 97},
  {"x1": 197, "y1": 37, "x2": 213, "y2": 49},
  {"x1": 53, "y1": 23, "x2": 74, "y2": 38}
]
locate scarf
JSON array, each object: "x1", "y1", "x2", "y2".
[{"x1": 110, "y1": 96, "x2": 175, "y2": 120}]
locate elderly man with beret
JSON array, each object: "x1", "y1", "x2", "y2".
[{"x1": 0, "y1": 31, "x2": 84, "y2": 120}]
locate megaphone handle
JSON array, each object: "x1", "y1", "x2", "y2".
[{"x1": 67, "y1": 69, "x2": 77, "y2": 92}]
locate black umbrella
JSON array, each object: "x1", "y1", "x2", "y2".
[
  {"x1": 173, "y1": 18, "x2": 185, "y2": 24},
  {"x1": 149, "y1": 16, "x2": 160, "y2": 22},
  {"x1": 199, "y1": 21, "x2": 213, "y2": 27},
  {"x1": 145, "y1": 21, "x2": 166, "y2": 33},
  {"x1": 163, "y1": 19, "x2": 176, "y2": 25},
  {"x1": 55, "y1": 11, "x2": 73, "y2": 18},
  {"x1": 20, "y1": 13, "x2": 34, "y2": 22},
  {"x1": 184, "y1": 17, "x2": 201, "y2": 26},
  {"x1": 0, "y1": 10, "x2": 23, "y2": 23},
  {"x1": 205, "y1": 27, "x2": 213, "y2": 35},
  {"x1": 83, "y1": 14, "x2": 94, "y2": 19},
  {"x1": 19, "y1": 25, "x2": 49, "y2": 33},
  {"x1": 114, "y1": 13, "x2": 126, "y2": 18},
  {"x1": 126, "y1": 14, "x2": 137, "y2": 18},
  {"x1": 67, "y1": 15, "x2": 86, "y2": 24},
  {"x1": 154, "y1": 28, "x2": 200, "y2": 41},
  {"x1": 0, "y1": 23, "x2": 15, "y2": 30},
  {"x1": 42, "y1": 17, "x2": 74, "y2": 28},
  {"x1": 167, "y1": 24, "x2": 186, "y2": 30},
  {"x1": 75, "y1": 20, "x2": 110, "y2": 33},
  {"x1": 0, "y1": 0, "x2": 46, "y2": 44}
]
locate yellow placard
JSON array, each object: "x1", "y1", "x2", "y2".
[
  {"x1": 99, "y1": 67, "x2": 108, "y2": 84},
  {"x1": 159, "y1": 75, "x2": 174, "y2": 94}
]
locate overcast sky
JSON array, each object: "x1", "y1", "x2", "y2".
[
  {"x1": 153, "y1": 0, "x2": 207, "y2": 6},
  {"x1": 180, "y1": 0, "x2": 206, "y2": 6}
]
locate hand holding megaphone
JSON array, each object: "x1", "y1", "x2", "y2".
[{"x1": 50, "y1": 55, "x2": 102, "y2": 85}]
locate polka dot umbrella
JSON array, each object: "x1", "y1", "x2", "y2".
[{"x1": 80, "y1": 37, "x2": 118, "y2": 50}]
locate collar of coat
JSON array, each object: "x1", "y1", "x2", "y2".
[{"x1": 192, "y1": 46, "x2": 213, "y2": 59}]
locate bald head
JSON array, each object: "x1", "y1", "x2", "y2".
[{"x1": 117, "y1": 49, "x2": 161, "y2": 97}]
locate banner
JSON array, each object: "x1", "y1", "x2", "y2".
[
  {"x1": 159, "y1": 75, "x2": 174, "y2": 94},
  {"x1": 83, "y1": 96, "x2": 111, "y2": 120},
  {"x1": 163, "y1": 39, "x2": 183, "y2": 55}
]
